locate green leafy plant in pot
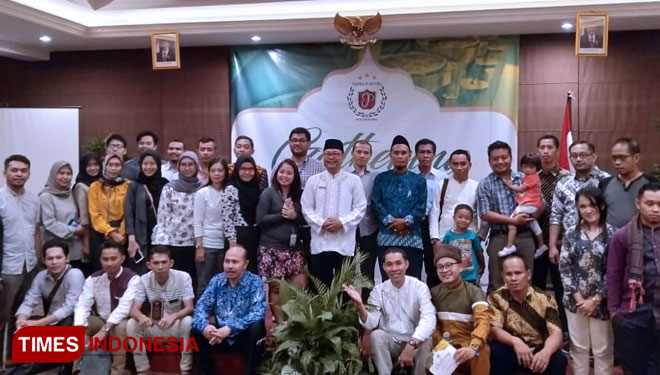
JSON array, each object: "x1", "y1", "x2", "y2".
[{"x1": 265, "y1": 252, "x2": 374, "y2": 375}]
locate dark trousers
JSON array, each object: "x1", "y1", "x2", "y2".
[
  {"x1": 357, "y1": 230, "x2": 378, "y2": 301},
  {"x1": 612, "y1": 307, "x2": 660, "y2": 375},
  {"x1": 170, "y1": 245, "x2": 197, "y2": 293},
  {"x1": 421, "y1": 216, "x2": 440, "y2": 288},
  {"x1": 237, "y1": 226, "x2": 260, "y2": 275},
  {"x1": 532, "y1": 254, "x2": 567, "y2": 333},
  {"x1": 309, "y1": 251, "x2": 349, "y2": 287},
  {"x1": 377, "y1": 246, "x2": 423, "y2": 281},
  {"x1": 490, "y1": 341, "x2": 567, "y2": 375},
  {"x1": 28, "y1": 317, "x2": 74, "y2": 375},
  {"x1": 194, "y1": 320, "x2": 266, "y2": 375}
]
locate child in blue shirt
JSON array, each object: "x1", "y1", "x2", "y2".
[{"x1": 441, "y1": 204, "x2": 485, "y2": 284}]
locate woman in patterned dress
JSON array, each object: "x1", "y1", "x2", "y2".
[{"x1": 558, "y1": 186, "x2": 614, "y2": 375}]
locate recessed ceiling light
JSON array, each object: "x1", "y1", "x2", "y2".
[
  {"x1": 561, "y1": 22, "x2": 573, "y2": 30},
  {"x1": 251, "y1": 35, "x2": 262, "y2": 42},
  {"x1": 39, "y1": 35, "x2": 52, "y2": 43}
]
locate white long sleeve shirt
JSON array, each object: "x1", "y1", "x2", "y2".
[
  {"x1": 74, "y1": 267, "x2": 140, "y2": 326},
  {"x1": 429, "y1": 177, "x2": 479, "y2": 240},
  {"x1": 361, "y1": 276, "x2": 436, "y2": 342},
  {"x1": 301, "y1": 170, "x2": 366, "y2": 256}
]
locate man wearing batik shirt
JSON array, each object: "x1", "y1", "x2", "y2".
[
  {"x1": 532, "y1": 135, "x2": 569, "y2": 334},
  {"x1": 548, "y1": 141, "x2": 609, "y2": 265},
  {"x1": 302, "y1": 139, "x2": 366, "y2": 286},
  {"x1": 372, "y1": 135, "x2": 427, "y2": 279},
  {"x1": 488, "y1": 255, "x2": 566, "y2": 375},
  {"x1": 431, "y1": 244, "x2": 490, "y2": 375},
  {"x1": 192, "y1": 245, "x2": 266, "y2": 375},
  {"x1": 228, "y1": 135, "x2": 269, "y2": 190}
]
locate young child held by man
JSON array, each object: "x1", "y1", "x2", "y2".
[
  {"x1": 498, "y1": 152, "x2": 547, "y2": 258},
  {"x1": 441, "y1": 204, "x2": 485, "y2": 284}
]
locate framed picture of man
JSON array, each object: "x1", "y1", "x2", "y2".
[
  {"x1": 575, "y1": 13, "x2": 609, "y2": 56},
  {"x1": 151, "y1": 31, "x2": 181, "y2": 70}
]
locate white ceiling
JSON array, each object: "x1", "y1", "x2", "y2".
[{"x1": 1, "y1": 0, "x2": 660, "y2": 61}]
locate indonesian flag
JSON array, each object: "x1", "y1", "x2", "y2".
[{"x1": 559, "y1": 92, "x2": 574, "y2": 171}]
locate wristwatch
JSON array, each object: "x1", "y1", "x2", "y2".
[
  {"x1": 469, "y1": 343, "x2": 480, "y2": 357},
  {"x1": 101, "y1": 325, "x2": 111, "y2": 335},
  {"x1": 408, "y1": 339, "x2": 419, "y2": 349}
]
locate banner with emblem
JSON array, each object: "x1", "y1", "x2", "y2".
[{"x1": 230, "y1": 37, "x2": 519, "y2": 180}]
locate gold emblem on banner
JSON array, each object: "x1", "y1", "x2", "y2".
[{"x1": 333, "y1": 12, "x2": 382, "y2": 49}]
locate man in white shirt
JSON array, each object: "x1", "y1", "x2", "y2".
[
  {"x1": 127, "y1": 245, "x2": 195, "y2": 375},
  {"x1": 0, "y1": 154, "x2": 40, "y2": 357},
  {"x1": 413, "y1": 139, "x2": 447, "y2": 288},
  {"x1": 429, "y1": 149, "x2": 479, "y2": 242},
  {"x1": 74, "y1": 241, "x2": 140, "y2": 375},
  {"x1": 302, "y1": 138, "x2": 366, "y2": 286},
  {"x1": 344, "y1": 247, "x2": 436, "y2": 375},
  {"x1": 162, "y1": 138, "x2": 185, "y2": 181}
]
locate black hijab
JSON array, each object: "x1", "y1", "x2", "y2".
[
  {"x1": 136, "y1": 150, "x2": 169, "y2": 209},
  {"x1": 230, "y1": 155, "x2": 262, "y2": 226},
  {"x1": 75, "y1": 151, "x2": 102, "y2": 186}
]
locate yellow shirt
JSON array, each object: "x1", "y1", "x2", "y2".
[{"x1": 88, "y1": 180, "x2": 130, "y2": 237}]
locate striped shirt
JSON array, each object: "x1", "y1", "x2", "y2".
[
  {"x1": 537, "y1": 166, "x2": 569, "y2": 243},
  {"x1": 134, "y1": 270, "x2": 194, "y2": 316}
]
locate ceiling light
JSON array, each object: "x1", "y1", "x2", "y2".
[
  {"x1": 251, "y1": 35, "x2": 261, "y2": 42},
  {"x1": 561, "y1": 22, "x2": 573, "y2": 30},
  {"x1": 39, "y1": 35, "x2": 52, "y2": 43}
]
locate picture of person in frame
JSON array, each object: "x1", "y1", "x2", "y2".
[
  {"x1": 579, "y1": 24, "x2": 604, "y2": 49},
  {"x1": 156, "y1": 38, "x2": 176, "y2": 62}
]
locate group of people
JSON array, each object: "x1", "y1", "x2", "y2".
[{"x1": 1, "y1": 127, "x2": 659, "y2": 375}]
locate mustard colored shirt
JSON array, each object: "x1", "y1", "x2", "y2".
[{"x1": 88, "y1": 180, "x2": 130, "y2": 237}]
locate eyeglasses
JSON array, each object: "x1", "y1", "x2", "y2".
[
  {"x1": 611, "y1": 154, "x2": 633, "y2": 162},
  {"x1": 108, "y1": 143, "x2": 125, "y2": 149},
  {"x1": 436, "y1": 262, "x2": 458, "y2": 271},
  {"x1": 569, "y1": 152, "x2": 592, "y2": 160}
]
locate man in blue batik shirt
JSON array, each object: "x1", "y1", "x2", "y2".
[
  {"x1": 372, "y1": 135, "x2": 427, "y2": 279},
  {"x1": 192, "y1": 244, "x2": 266, "y2": 375}
]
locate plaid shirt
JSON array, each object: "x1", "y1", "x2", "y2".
[
  {"x1": 549, "y1": 167, "x2": 610, "y2": 233},
  {"x1": 476, "y1": 171, "x2": 525, "y2": 231},
  {"x1": 297, "y1": 156, "x2": 324, "y2": 189}
]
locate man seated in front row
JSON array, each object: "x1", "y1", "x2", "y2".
[
  {"x1": 192, "y1": 244, "x2": 266, "y2": 375},
  {"x1": 430, "y1": 244, "x2": 490, "y2": 375},
  {"x1": 15, "y1": 239, "x2": 85, "y2": 375},
  {"x1": 126, "y1": 245, "x2": 195, "y2": 375},
  {"x1": 74, "y1": 241, "x2": 140, "y2": 375},
  {"x1": 487, "y1": 255, "x2": 566, "y2": 375},
  {"x1": 344, "y1": 247, "x2": 436, "y2": 375}
]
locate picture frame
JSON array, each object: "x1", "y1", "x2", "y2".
[
  {"x1": 151, "y1": 31, "x2": 181, "y2": 70},
  {"x1": 575, "y1": 13, "x2": 609, "y2": 56}
]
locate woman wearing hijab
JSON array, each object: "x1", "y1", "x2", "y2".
[
  {"x1": 125, "y1": 150, "x2": 169, "y2": 274},
  {"x1": 230, "y1": 155, "x2": 263, "y2": 274},
  {"x1": 72, "y1": 152, "x2": 102, "y2": 272},
  {"x1": 88, "y1": 153, "x2": 131, "y2": 272},
  {"x1": 153, "y1": 151, "x2": 202, "y2": 285},
  {"x1": 193, "y1": 157, "x2": 244, "y2": 294},
  {"x1": 39, "y1": 161, "x2": 86, "y2": 269}
]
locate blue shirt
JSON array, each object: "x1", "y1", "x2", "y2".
[
  {"x1": 192, "y1": 271, "x2": 266, "y2": 345},
  {"x1": 413, "y1": 167, "x2": 447, "y2": 216},
  {"x1": 476, "y1": 171, "x2": 524, "y2": 231},
  {"x1": 442, "y1": 229, "x2": 483, "y2": 282},
  {"x1": 371, "y1": 170, "x2": 427, "y2": 250}
]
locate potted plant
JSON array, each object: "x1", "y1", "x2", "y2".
[{"x1": 265, "y1": 253, "x2": 374, "y2": 375}]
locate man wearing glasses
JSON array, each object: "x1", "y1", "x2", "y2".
[
  {"x1": 599, "y1": 137, "x2": 659, "y2": 228},
  {"x1": 105, "y1": 134, "x2": 128, "y2": 157},
  {"x1": 548, "y1": 141, "x2": 609, "y2": 265},
  {"x1": 343, "y1": 247, "x2": 436, "y2": 375}
]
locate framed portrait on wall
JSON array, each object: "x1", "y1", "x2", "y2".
[
  {"x1": 151, "y1": 31, "x2": 181, "y2": 70},
  {"x1": 575, "y1": 13, "x2": 609, "y2": 56}
]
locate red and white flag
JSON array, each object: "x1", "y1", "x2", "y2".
[{"x1": 559, "y1": 92, "x2": 574, "y2": 171}]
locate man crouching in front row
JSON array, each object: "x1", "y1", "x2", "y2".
[{"x1": 126, "y1": 245, "x2": 195, "y2": 375}]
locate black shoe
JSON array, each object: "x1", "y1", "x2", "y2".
[{"x1": 27, "y1": 363, "x2": 58, "y2": 374}]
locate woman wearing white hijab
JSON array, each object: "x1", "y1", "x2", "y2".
[{"x1": 39, "y1": 160, "x2": 85, "y2": 268}]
